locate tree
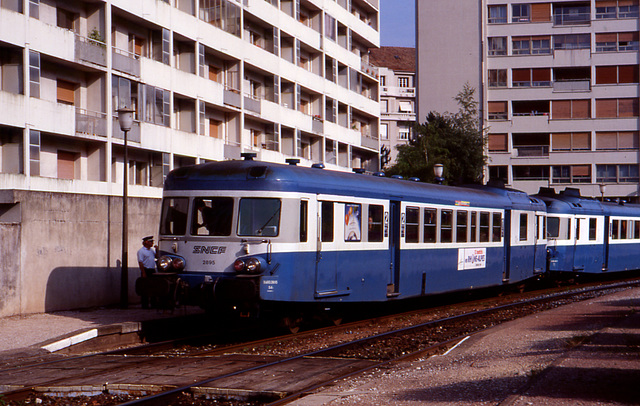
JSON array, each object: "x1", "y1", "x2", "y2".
[{"x1": 386, "y1": 83, "x2": 487, "y2": 185}]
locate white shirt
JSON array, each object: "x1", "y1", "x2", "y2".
[{"x1": 137, "y1": 246, "x2": 156, "y2": 269}]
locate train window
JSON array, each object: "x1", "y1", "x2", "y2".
[
  {"x1": 612, "y1": 220, "x2": 619, "y2": 240},
  {"x1": 300, "y1": 200, "x2": 308, "y2": 242},
  {"x1": 237, "y1": 198, "x2": 281, "y2": 237},
  {"x1": 192, "y1": 197, "x2": 233, "y2": 236},
  {"x1": 576, "y1": 219, "x2": 581, "y2": 241},
  {"x1": 492, "y1": 213, "x2": 502, "y2": 242},
  {"x1": 368, "y1": 205, "x2": 384, "y2": 242},
  {"x1": 519, "y1": 213, "x2": 528, "y2": 241},
  {"x1": 589, "y1": 218, "x2": 597, "y2": 240},
  {"x1": 470, "y1": 211, "x2": 477, "y2": 242},
  {"x1": 345, "y1": 204, "x2": 362, "y2": 242},
  {"x1": 457, "y1": 211, "x2": 468, "y2": 243},
  {"x1": 321, "y1": 201, "x2": 334, "y2": 242},
  {"x1": 424, "y1": 208, "x2": 437, "y2": 243},
  {"x1": 635, "y1": 221, "x2": 640, "y2": 239},
  {"x1": 160, "y1": 197, "x2": 188, "y2": 236},
  {"x1": 405, "y1": 207, "x2": 420, "y2": 243},
  {"x1": 547, "y1": 217, "x2": 560, "y2": 238},
  {"x1": 480, "y1": 212, "x2": 490, "y2": 242},
  {"x1": 620, "y1": 220, "x2": 628, "y2": 239},
  {"x1": 441, "y1": 210, "x2": 453, "y2": 243}
]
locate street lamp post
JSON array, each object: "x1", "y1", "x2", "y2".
[
  {"x1": 599, "y1": 184, "x2": 607, "y2": 202},
  {"x1": 117, "y1": 108, "x2": 134, "y2": 309},
  {"x1": 434, "y1": 164, "x2": 444, "y2": 185}
]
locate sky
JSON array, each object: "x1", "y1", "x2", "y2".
[{"x1": 380, "y1": 0, "x2": 416, "y2": 48}]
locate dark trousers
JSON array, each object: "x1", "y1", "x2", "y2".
[{"x1": 141, "y1": 268, "x2": 156, "y2": 309}]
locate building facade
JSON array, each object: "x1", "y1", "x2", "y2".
[
  {"x1": 417, "y1": 0, "x2": 639, "y2": 200},
  {"x1": 369, "y1": 46, "x2": 416, "y2": 168},
  {"x1": 0, "y1": 0, "x2": 380, "y2": 316}
]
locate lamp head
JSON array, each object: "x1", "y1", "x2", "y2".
[
  {"x1": 434, "y1": 164, "x2": 444, "y2": 178},
  {"x1": 117, "y1": 108, "x2": 135, "y2": 132}
]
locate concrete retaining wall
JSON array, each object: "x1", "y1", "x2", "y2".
[{"x1": 0, "y1": 190, "x2": 161, "y2": 317}]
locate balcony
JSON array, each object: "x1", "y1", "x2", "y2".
[
  {"x1": 75, "y1": 35, "x2": 106, "y2": 67},
  {"x1": 112, "y1": 48, "x2": 140, "y2": 77},
  {"x1": 76, "y1": 109, "x2": 107, "y2": 137},
  {"x1": 515, "y1": 145, "x2": 550, "y2": 157}
]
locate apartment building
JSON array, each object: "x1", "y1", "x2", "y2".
[
  {"x1": 417, "y1": 0, "x2": 639, "y2": 201},
  {"x1": 0, "y1": 0, "x2": 380, "y2": 316},
  {"x1": 369, "y1": 46, "x2": 416, "y2": 168}
]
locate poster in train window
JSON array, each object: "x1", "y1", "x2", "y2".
[{"x1": 345, "y1": 203, "x2": 361, "y2": 241}]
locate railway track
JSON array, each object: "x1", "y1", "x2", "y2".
[{"x1": 1, "y1": 277, "x2": 638, "y2": 406}]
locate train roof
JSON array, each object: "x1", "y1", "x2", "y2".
[
  {"x1": 534, "y1": 187, "x2": 640, "y2": 217},
  {"x1": 164, "y1": 159, "x2": 545, "y2": 211}
]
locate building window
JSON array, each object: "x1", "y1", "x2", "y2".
[
  {"x1": 513, "y1": 165, "x2": 549, "y2": 180},
  {"x1": 398, "y1": 101, "x2": 413, "y2": 113},
  {"x1": 488, "y1": 69, "x2": 507, "y2": 87},
  {"x1": 554, "y1": 34, "x2": 590, "y2": 50},
  {"x1": 56, "y1": 79, "x2": 76, "y2": 105},
  {"x1": 488, "y1": 133, "x2": 508, "y2": 152},
  {"x1": 512, "y1": 4, "x2": 531, "y2": 22},
  {"x1": 596, "y1": 131, "x2": 639, "y2": 150},
  {"x1": 398, "y1": 128, "x2": 410, "y2": 141},
  {"x1": 488, "y1": 5, "x2": 507, "y2": 23},
  {"x1": 552, "y1": 99, "x2": 590, "y2": 119},
  {"x1": 379, "y1": 76, "x2": 386, "y2": 86},
  {"x1": 597, "y1": 164, "x2": 639, "y2": 183},
  {"x1": 552, "y1": 165, "x2": 591, "y2": 183},
  {"x1": 596, "y1": 65, "x2": 640, "y2": 84},
  {"x1": 489, "y1": 166, "x2": 508, "y2": 183},
  {"x1": 57, "y1": 150, "x2": 77, "y2": 180},
  {"x1": 552, "y1": 132, "x2": 590, "y2": 151},
  {"x1": 398, "y1": 76, "x2": 409, "y2": 87},
  {"x1": 488, "y1": 101, "x2": 508, "y2": 120},
  {"x1": 488, "y1": 37, "x2": 507, "y2": 55},
  {"x1": 381, "y1": 99, "x2": 388, "y2": 113},
  {"x1": 29, "y1": 51, "x2": 40, "y2": 98},
  {"x1": 56, "y1": 8, "x2": 76, "y2": 31},
  {"x1": 325, "y1": 13, "x2": 336, "y2": 41},
  {"x1": 512, "y1": 68, "x2": 551, "y2": 87},
  {"x1": 553, "y1": 3, "x2": 590, "y2": 25},
  {"x1": 596, "y1": 98, "x2": 640, "y2": 118},
  {"x1": 380, "y1": 123, "x2": 388, "y2": 140}
]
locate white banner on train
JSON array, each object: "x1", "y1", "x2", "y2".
[{"x1": 457, "y1": 248, "x2": 487, "y2": 270}]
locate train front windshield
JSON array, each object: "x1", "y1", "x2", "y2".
[{"x1": 160, "y1": 197, "x2": 281, "y2": 237}]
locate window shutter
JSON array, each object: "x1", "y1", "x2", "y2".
[
  {"x1": 572, "y1": 165, "x2": 590, "y2": 177},
  {"x1": 532, "y1": 68, "x2": 550, "y2": 81},
  {"x1": 572, "y1": 132, "x2": 590, "y2": 150},
  {"x1": 531, "y1": 3, "x2": 551, "y2": 22},
  {"x1": 488, "y1": 101, "x2": 507, "y2": 113},
  {"x1": 552, "y1": 133, "x2": 572, "y2": 150},
  {"x1": 596, "y1": 0, "x2": 617, "y2": 5},
  {"x1": 512, "y1": 68, "x2": 531, "y2": 82},
  {"x1": 572, "y1": 100, "x2": 590, "y2": 118},
  {"x1": 618, "y1": 65, "x2": 638, "y2": 83},
  {"x1": 488, "y1": 133, "x2": 508, "y2": 151},
  {"x1": 618, "y1": 0, "x2": 638, "y2": 6},
  {"x1": 596, "y1": 99, "x2": 618, "y2": 117},
  {"x1": 596, "y1": 66, "x2": 617, "y2": 84},
  {"x1": 618, "y1": 131, "x2": 639, "y2": 149},
  {"x1": 552, "y1": 100, "x2": 571, "y2": 119},
  {"x1": 56, "y1": 79, "x2": 75, "y2": 104},
  {"x1": 57, "y1": 150, "x2": 76, "y2": 179},
  {"x1": 618, "y1": 98, "x2": 638, "y2": 117},
  {"x1": 618, "y1": 32, "x2": 638, "y2": 42},
  {"x1": 596, "y1": 132, "x2": 618, "y2": 149},
  {"x1": 596, "y1": 33, "x2": 617, "y2": 42}
]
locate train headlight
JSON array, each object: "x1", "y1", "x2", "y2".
[
  {"x1": 233, "y1": 257, "x2": 262, "y2": 274},
  {"x1": 158, "y1": 256, "x2": 172, "y2": 271},
  {"x1": 245, "y1": 257, "x2": 261, "y2": 274},
  {"x1": 172, "y1": 257, "x2": 185, "y2": 271},
  {"x1": 233, "y1": 259, "x2": 246, "y2": 272}
]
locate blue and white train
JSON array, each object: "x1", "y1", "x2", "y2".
[{"x1": 138, "y1": 155, "x2": 640, "y2": 325}]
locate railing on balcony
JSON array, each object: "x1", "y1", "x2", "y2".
[
  {"x1": 112, "y1": 117, "x2": 141, "y2": 142},
  {"x1": 76, "y1": 108, "x2": 107, "y2": 137},
  {"x1": 75, "y1": 34, "x2": 106, "y2": 67},
  {"x1": 513, "y1": 111, "x2": 549, "y2": 117},
  {"x1": 515, "y1": 145, "x2": 549, "y2": 157},
  {"x1": 554, "y1": 79, "x2": 591, "y2": 92},
  {"x1": 553, "y1": 10, "x2": 590, "y2": 26},
  {"x1": 112, "y1": 47, "x2": 140, "y2": 77}
]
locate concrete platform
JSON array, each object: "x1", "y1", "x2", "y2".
[{"x1": 293, "y1": 287, "x2": 640, "y2": 405}]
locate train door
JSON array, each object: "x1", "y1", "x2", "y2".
[
  {"x1": 533, "y1": 212, "x2": 546, "y2": 273},
  {"x1": 503, "y1": 209, "x2": 512, "y2": 282},
  {"x1": 572, "y1": 217, "x2": 586, "y2": 271},
  {"x1": 387, "y1": 201, "x2": 401, "y2": 297},
  {"x1": 603, "y1": 216, "x2": 610, "y2": 271},
  {"x1": 315, "y1": 200, "x2": 338, "y2": 295}
]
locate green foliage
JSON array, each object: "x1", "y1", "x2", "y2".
[
  {"x1": 386, "y1": 83, "x2": 487, "y2": 185},
  {"x1": 88, "y1": 28, "x2": 106, "y2": 47}
]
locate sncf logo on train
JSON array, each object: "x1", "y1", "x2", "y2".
[{"x1": 192, "y1": 246, "x2": 227, "y2": 254}]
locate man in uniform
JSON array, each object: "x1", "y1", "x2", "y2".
[{"x1": 137, "y1": 235, "x2": 156, "y2": 309}]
